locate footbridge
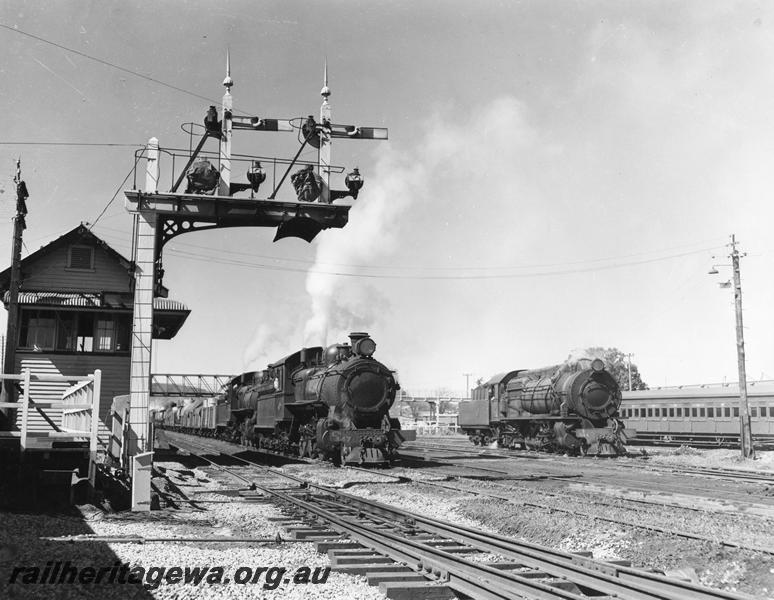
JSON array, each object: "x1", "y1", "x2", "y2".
[{"x1": 150, "y1": 374, "x2": 235, "y2": 398}]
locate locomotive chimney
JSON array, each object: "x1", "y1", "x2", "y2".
[
  {"x1": 349, "y1": 332, "x2": 369, "y2": 346},
  {"x1": 300, "y1": 347, "x2": 307, "y2": 365}
]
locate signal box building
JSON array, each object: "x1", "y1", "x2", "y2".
[{"x1": 0, "y1": 224, "x2": 189, "y2": 445}]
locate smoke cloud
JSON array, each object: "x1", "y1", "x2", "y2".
[{"x1": 302, "y1": 96, "x2": 536, "y2": 350}]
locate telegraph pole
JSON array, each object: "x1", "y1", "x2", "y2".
[
  {"x1": 730, "y1": 235, "x2": 754, "y2": 459},
  {"x1": 463, "y1": 373, "x2": 472, "y2": 398},
  {"x1": 1, "y1": 159, "x2": 28, "y2": 423}
]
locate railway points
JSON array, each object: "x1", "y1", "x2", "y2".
[{"x1": 145, "y1": 432, "x2": 762, "y2": 600}]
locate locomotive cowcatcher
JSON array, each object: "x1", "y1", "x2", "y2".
[{"x1": 459, "y1": 358, "x2": 632, "y2": 456}]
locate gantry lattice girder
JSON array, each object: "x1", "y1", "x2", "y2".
[{"x1": 125, "y1": 190, "x2": 351, "y2": 245}]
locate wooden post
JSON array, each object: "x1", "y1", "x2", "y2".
[
  {"x1": 2, "y1": 161, "x2": 28, "y2": 424},
  {"x1": 19, "y1": 369, "x2": 30, "y2": 451},
  {"x1": 731, "y1": 235, "x2": 754, "y2": 459},
  {"x1": 319, "y1": 62, "x2": 332, "y2": 204},
  {"x1": 89, "y1": 369, "x2": 102, "y2": 485},
  {"x1": 218, "y1": 50, "x2": 233, "y2": 196}
]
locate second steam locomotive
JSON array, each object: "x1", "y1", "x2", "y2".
[
  {"x1": 156, "y1": 332, "x2": 415, "y2": 465},
  {"x1": 459, "y1": 358, "x2": 632, "y2": 456}
]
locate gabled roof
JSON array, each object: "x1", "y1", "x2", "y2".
[{"x1": 0, "y1": 224, "x2": 169, "y2": 296}]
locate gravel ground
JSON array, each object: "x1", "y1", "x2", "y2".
[
  {"x1": 6, "y1": 433, "x2": 772, "y2": 599},
  {"x1": 341, "y1": 470, "x2": 774, "y2": 597},
  {"x1": 637, "y1": 445, "x2": 774, "y2": 472},
  {"x1": 0, "y1": 461, "x2": 388, "y2": 600}
]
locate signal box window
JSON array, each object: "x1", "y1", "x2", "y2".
[
  {"x1": 19, "y1": 309, "x2": 56, "y2": 350},
  {"x1": 67, "y1": 245, "x2": 94, "y2": 270},
  {"x1": 19, "y1": 309, "x2": 130, "y2": 354}
]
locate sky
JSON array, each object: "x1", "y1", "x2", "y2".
[{"x1": 0, "y1": 1, "x2": 773, "y2": 395}]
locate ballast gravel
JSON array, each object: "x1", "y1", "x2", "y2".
[{"x1": 0, "y1": 462, "x2": 389, "y2": 600}]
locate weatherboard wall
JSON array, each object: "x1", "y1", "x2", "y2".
[
  {"x1": 13, "y1": 352, "x2": 130, "y2": 447},
  {"x1": 19, "y1": 243, "x2": 132, "y2": 294}
]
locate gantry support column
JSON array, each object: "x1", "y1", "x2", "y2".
[{"x1": 127, "y1": 137, "x2": 159, "y2": 511}]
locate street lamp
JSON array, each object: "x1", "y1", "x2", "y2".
[{"x1": 708, "y1": 234, "x2": 755, "y2": 459}]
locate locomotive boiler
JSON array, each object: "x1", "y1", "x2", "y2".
[
  {"x1": 225, "y1": 332, "x2": 414, "y2": 465},
  {"x1": 459, "y1": 358, "x2": 632, "y2": 456}
]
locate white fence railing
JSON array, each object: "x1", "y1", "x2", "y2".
[
  {"x1": 0, "y1": 369, "x2": 102, "y2": 485},
  {"x1": 400, "y1": 420, "x2": 462, "y2": 436}
]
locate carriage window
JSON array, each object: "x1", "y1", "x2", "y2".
[
  {"x1": 699, "y1": 408, "x2": 706, "y2": 417},
  {"x1": 675, "y1": 408, "x2": 681, "y2": 417},
  {"x1": 761, "y1": 407, "x2": 768, "y2": 418},
  {"x1": 647, "y1": 408, "x2": 653, "y2": 417},
  {"x1": 734, "y1": 407, "x2": 739, "y2": 417},
  {"x1": 724, "y1": 407, "x2": 731, "y2": 417},
  {"x1": 690, "y1": 408, "x2": 696, "y2": 417},
  {"x1": 707, "y1": 408, "x2": 714, "y2": 418},
  {"x1": 751, "y1": 407, "x2": 757, "y2": 417},
  {"x1": 669, "y1": 408, "x2": 674, "y2": 417},
  {"x1": 654, "y1": 408, "x2": 660, "y2": 417}
]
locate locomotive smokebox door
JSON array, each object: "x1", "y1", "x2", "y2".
[{"x1": 274, "y1": 217, "x2": 325, "y2": 242}]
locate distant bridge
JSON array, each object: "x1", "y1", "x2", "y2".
[{"x1": 150, "y1": 374, "x2": 235, "y2": 397}]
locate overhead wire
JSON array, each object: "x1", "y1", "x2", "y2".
[
  {"x1": 157, "y1": 244, "x2": 723, "y2": 281},
  {"x1": 88, "y1": 148, "x2": 146, "y2": 231},
  {"x1": 0, "y1": 24, "x2": 730, "y2": 281},
  {"x1": 0, "y1": 22, "x2": 221, "y2": 107},
  {"x1": 0, "y1": 142, "x2": 143, "y2": 148},
  {"x1": 93, "y1": 223, "x2": 726, "y2": 274}
]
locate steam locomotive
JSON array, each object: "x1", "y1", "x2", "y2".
[
  {"x1": 458, "y1": 358, "x2": 632, "y2": 456},
  {"x1": 155, "y1": 332, "x2": 415, "y2": 465}
]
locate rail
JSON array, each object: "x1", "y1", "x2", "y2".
[
  {"x1": 130, "y1": 145, "x2": 346, "y2": 199},
  {"x1": 172, "y1": 433, "x2": 753, "y2": 600}
]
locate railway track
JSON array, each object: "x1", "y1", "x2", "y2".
[
  {"x1": 404, "y1": 440, "x2": 774, "y2": 486},
  {"x1": 161, "y1": 432, "x2": 759, "y2": 599}
]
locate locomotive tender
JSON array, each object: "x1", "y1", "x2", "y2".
[
  {"x1": 156, "y1": 332, "x2": 415, "y2": 465},
  {"x1": 458, "y1": 358, "x2": 632, "y2": 456}
]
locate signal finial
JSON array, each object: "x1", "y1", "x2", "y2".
[
  {"x1": 321, "y1": 58, "x2": 330, "y2": 99},
  {"x1": 223, "y1": 48, "x2": 234, "y2": 90}
]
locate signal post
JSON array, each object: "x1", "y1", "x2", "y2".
[{"x1": 124, "y1": 59, "x2": 387, "y2": 509}]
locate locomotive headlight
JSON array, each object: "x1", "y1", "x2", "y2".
[
  {"x1": 591, "y1": 358, "x2": 605, "y2": 372},
  {"x1": 354, "y1": 337, "x2": 376, "y2": 357}
]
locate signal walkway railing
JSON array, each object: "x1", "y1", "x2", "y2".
[{"x1": 0, "y1": 369, "x2": 102, "y2": 486}]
